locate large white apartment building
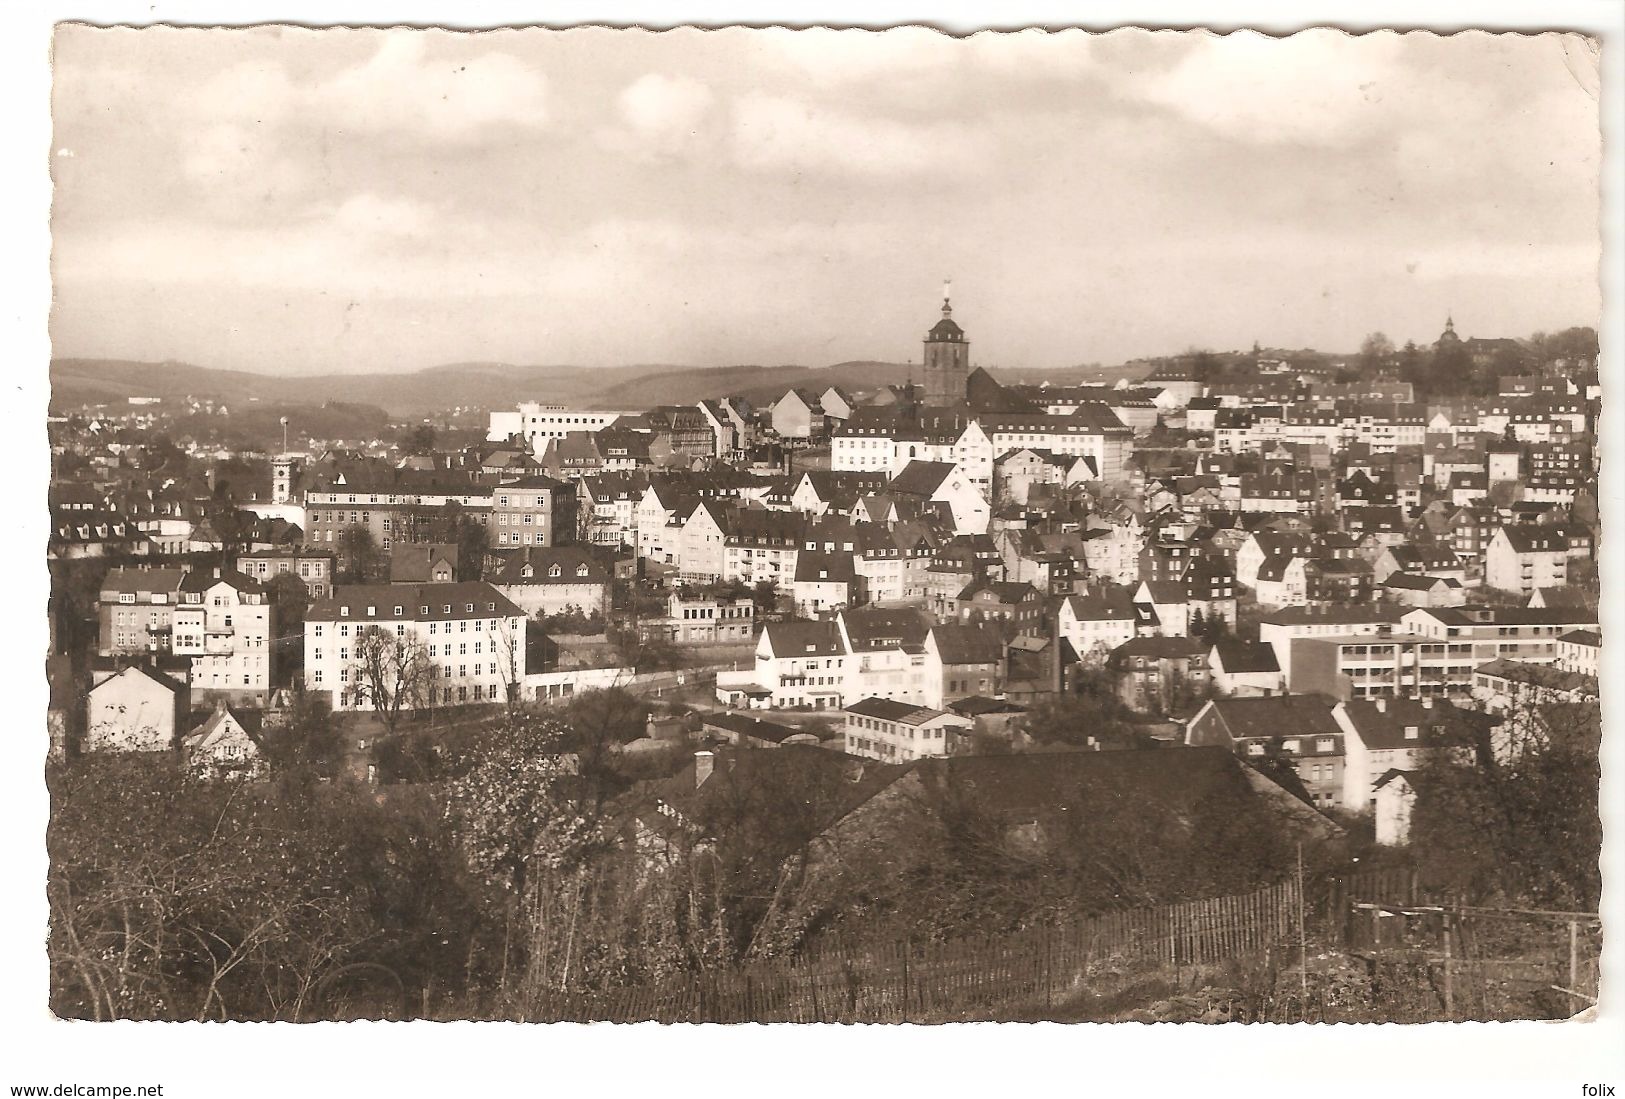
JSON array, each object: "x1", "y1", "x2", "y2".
[
  {"x1": 489, "y1": 403, "x2": 637, "y2": 456},
  {"x1": 304, "y1": 582, "x2": 526, "y2": 711}
]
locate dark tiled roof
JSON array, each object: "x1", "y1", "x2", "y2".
[{"x1": 1212, "y1": 638, "x2": 1280, "y2": 674}]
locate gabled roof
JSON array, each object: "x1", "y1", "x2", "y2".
[
  {"x1": 389, "y1": 542, "x2": 459, "y2": 583},
  {"x1": 488, "y1": 545, "x2": 609, "y2": 584},
  {"x1": 842, "y1": 606, "x2": 932, "y2": 652},
  {"x1": 929, "y1": 623, "x2": 1004, "y2": 665},
  {"x1": 90, "y1": 662, "x2": 186, "y2": 696},
  {"x1": 1382, "y1": 571, "x2": 1459, "y2": 591},
  {"x1": 1335, "y1": 697, "x2": 1482, "y2": 750},
  {"x1": 1112, "y1": 635, "x2": 1206, "y2": 660},
  {"x1": 1065, "y1": 585, "x2": 1137, "y2": 622},
  {"x1": 761, "y1": 619, "x2": 844, "y2": 657},
  {"x1": 178, "y1": 568, "x2": 263, "y2": 595},
  {"x1": 793, "y1": 550, "x2": 855, "y2": 585},
  {"x1": 1499, "y1": 526, "x2": 1567, "y2": 554},
  {"x1": 1211, "y1": 638, "x2": 1280, "y2": 675},
  {"x1": 886, "y1": 460, "x2": 958, "y2": 497},
  {"x1": 1198, "y1": 695, "x2": 1341, "y2": 741}
]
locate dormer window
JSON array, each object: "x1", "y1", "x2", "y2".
[
  {"x1": 393, "y1": 606, "x2": 403, "y2": 616},
  {"x1": 340, "y1": 607, "x2": 350, "y2": 617},
  {"x1": 367, "y1": 606, "x2": 377, "y2": 616},
  {"x1": 1404, "y1": 726, "x2": 1420, "y2": 740},
  {"x1": 1281, "y1": 739, "x2": 1299, "y2": 753},
  {"x1": 420, "y1": 605, "x2": 429, "y2": 614},
  {"x1": 548, "y1": 564, "x2": 562, "y2": 578},
  {"x1": 1316, "y1": 738, "x2": 1334, "y2": 752}
]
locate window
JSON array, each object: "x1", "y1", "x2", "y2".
[{"x1": 340, "y1": 607, "x2": 350, "y2": 617}]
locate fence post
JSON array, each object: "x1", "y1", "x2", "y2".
[
  {"x1": 1441, "y1": 914, "x2": 1454, "y2": 1019},
  {"x1": 1568, "y1": 920, "x2": 1580, "y2": 1004},
  {"x1": 1046, "y1": 923, "x2": 1059, "y2": 1007},
  {"x1": 901, "y1": 937, "x2": 910, "y2": 1024}
]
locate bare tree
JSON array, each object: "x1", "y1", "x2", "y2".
[
  {"x1": 490, "y1": 614, "x2": 528, "y2": 718},
  {"x1": 347, "y1": 625, "x2": 434, "y2": 735}
]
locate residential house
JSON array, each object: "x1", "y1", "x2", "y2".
[
  {"x1": 390, "y1": 542, "x2": 459, "y2": 584},
  {"x1": 1109, "y1": 636, "x2": 1211, "y2": 714},
  {"x1": 84, "y1": 664, "x2": 188, "y2": 754},
  {"x1": 923, "y1": 623, "x2": 1005, "y2": 709},
  {"x1": 1057, "y1": 585, "x2": 1138, "y2": 665},
  {"x1": 751, "y1": 620, "x2": 847, "y2": 709},
  {"x1": 487, "y1": 545, "x2": 612, "y2": 619},
  {"x1": 1485, "y1": 525, "x2": 1568, "y2": 595},
  {"x1": 641, "y1": 589, "x2": 755, "y2": 645},
  {"x1": 182, "y1": 704, "x2": 266, "y2": 779},
  {"x1": 1207, "y1": 638, "x2": 1284, "y2": 697},
  {"x1": 1185, "y1": 694, "x2": 1347, "y2": 810}
]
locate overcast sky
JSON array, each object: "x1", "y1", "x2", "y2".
[{"x1": 50, "y1": 26, "x2": 1601, "y2": 376}]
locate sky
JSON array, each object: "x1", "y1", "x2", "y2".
[{"x1": 49, "y1": 26, "x2": 1602, "y2": 376}]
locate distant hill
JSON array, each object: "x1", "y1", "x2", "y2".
[{"x1": 50, "y1": 356, "x2": 1157, "y2": 417}]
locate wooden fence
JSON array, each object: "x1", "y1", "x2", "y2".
[{"x1": 514, "y1": 878, "x2": 1301, "y2": 1023}]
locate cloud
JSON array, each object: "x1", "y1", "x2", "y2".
[
  {"x1": 600, "y1": 72, "x2": 717, "y2": 160},
  {"x1": 192, "y1": 36, "x2": 550, "y2": 143},
  {"x1": 619, "y1": 73, "x2": 714, "y2": 137},
  {"x1": 758, "y1": 28, "x2": 959, "y2": 86},
  {"x1": 330, "y1": 193, "x2": 435, "y2": 238},
  {"x1": 1138, "y1": 30, "x2": 1404, "y2": 146},
  {"x1": 730, "y1": 94, "x2": 980, "y2": 176}
]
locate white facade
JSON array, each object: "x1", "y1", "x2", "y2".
[
  {"x1": 305, "y1": 585, "x2": 526, "y2": 711},
  {"x1": 172, "y1": 577, "x2": 274, "y2": 701}
]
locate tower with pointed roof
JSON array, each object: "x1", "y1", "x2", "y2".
[
  {"x1": 1436, "y1": 314, "x2": 1461, "y2": 349},
  {"x1": 923, "y1": 282, "x2": 969, "y2": 408}
]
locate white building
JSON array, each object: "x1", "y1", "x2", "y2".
[
  {"x1": 172, "y1": 569, "x2": 275, "y2": 705},
  {"x1": 304, "y1": 582, "x2": 526, "y2": 711},
  {"x1": 841, "y1": 697, "x2": 973, "y2": 763}
]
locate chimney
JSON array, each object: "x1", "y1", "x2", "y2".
[
  {"x1": 1375, "y1": 697, "x2": 1387, "y2": 713},
  {"x1": 694, "y1": 750, "x2": 715, "y2": 789}
]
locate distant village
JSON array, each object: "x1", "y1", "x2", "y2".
[{"x1": 47, "y1": 295, "x2": 1601, "y2": 850}]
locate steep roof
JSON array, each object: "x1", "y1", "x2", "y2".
[
  {"x1": 1335, "y1": 697, "x2": 1482, "y2": 750},
  {"x1": 1198, "y1": 695, "x2": 1341, "y2": 741},
  {"x1": 1211, "y1": 638, "x2": 1280, "y2": 675},
  {"x1": 929, "y1": 623, "x2": 1005, "y2": 665},
  {"x1": 762, "y1": 619, "x2": 844, "y2": 657},
  {"x1": 886, "y1": 460, "x2": 957, "y2": 498}
]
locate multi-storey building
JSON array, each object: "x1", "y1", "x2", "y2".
[
  {"x1": 1484, "y1": 525, "x2": 1568, "y2": 594},
  {"x1": 235, "y1": 549, "x2": 336, "y2": 599},
  {"x1": 1185, "y1": 695, "x2": 1348, "y2": 810},
  {"x1": 640, "y1": 590, "x2": 754, "y2": 645},
  {"x1": 841, "y1": 697, "x2": 973, "y2": 763},
  {"x1": 99, "y1": 567, "x2": 188, "y2": 654},
  {"x1": 172, "y1": 569, "x2": 274, "y2": 706},
  {"x1": 492, "y1": 474, "x2": 578, "y2": 550},
  {"x1": 303, "y1": 472, "x2": 493, "y2": 553},
  {"x1": 304, "y1": 582, "x2": 526, "y2": 710}
]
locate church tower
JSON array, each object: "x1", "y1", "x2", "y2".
[{"x1": 923, "y1": 282, "x2": 969, "y2": 408}]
